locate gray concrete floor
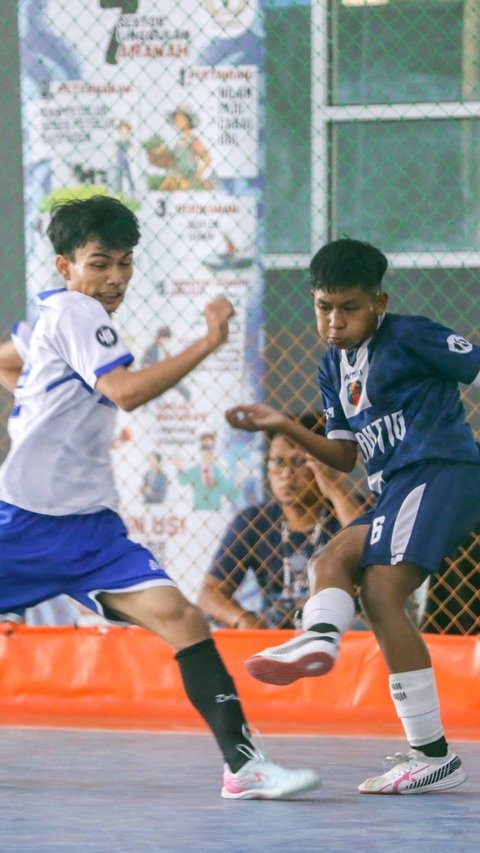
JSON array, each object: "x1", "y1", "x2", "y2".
[{"x1": 0, "y1": 729, "x2": 477, "y2": 852}]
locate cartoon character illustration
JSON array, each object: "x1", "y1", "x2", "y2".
[
  {"x1": 111, "y1": 426, "x2": 133, "y2": 450},
  {"x1": 203, "y1": 231, "x2": 254, "y2": 272},
  {"x1": 112, "y1": 121, "x2": 136, "y2": 195},
  {"x1": 144, "y1": 106, "x2": 214, "y2": 193},
  {"x1": 175, "y1": 432, "x2": 240, "y2": 511},
  {"x1": 140, "y1": 452, "x2": 168, "y2": 505},
  {"x1": 19, "y1": 0, "x2": 82, "y2": 258}
]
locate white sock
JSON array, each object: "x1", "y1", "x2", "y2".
[
  {"x1": 389, "y1": 668, "x2": 444, "y2": 747},
  {"x1": 302, "y1": 588, "x2": 356, "y2": 636}
]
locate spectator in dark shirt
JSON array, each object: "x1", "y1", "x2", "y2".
[
  {"x1": 141, "y1": 451, "x2": 168, "y2": 504},
  {"x1": 199, "y1": 417, "x2": 364, "y2": 628}
]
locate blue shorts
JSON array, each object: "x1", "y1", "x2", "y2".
[
  {"x1": 0, "y1": 502, "x2": 176, "y2": 622},
  {"x1": 349, "y1": 461, "x2": 480, "y2": 574}
]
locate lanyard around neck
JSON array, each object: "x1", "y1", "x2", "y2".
[{"x1": 280, "y1": 511, "x2": 327, "y2": 595}]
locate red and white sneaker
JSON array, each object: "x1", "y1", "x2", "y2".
[
  {"x1": 244, "y1": 631, "x2": 338, "y2": 685},
  {"x1": 222, "y1": 744, "x2": 321, "y2": 800},
  {"x1": 358, "y1": 748, "x2": 467, "y2": 794}
]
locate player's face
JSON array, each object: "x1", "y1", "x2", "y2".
[
  {"x1": 311, "y1": 286, "x2": 388, "y2": 350},
  {"x1": 267, "y1": 436, "x2": 319, "y2": 509},
  {"x1": 55, "y1": 240, "x2": 134, "y2": 315}
]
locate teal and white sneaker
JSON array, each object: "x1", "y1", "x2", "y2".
[
  {"x1": 358, "y1": 748, "x2": 467, "y2": 794},
  {"x1": 244, "y1": 630, "x2": 338, "y2": 685}
]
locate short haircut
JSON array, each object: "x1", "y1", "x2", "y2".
[
  {"x1": 47, "y1": 195, "x2": 141, "y2": 257},
  {"x1": 310, "y1": 238, "x2": 388, "y2": 295}
]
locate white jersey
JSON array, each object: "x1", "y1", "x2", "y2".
[{"x1": 0, "y1": 288, "x2": 134, "y2": 515}]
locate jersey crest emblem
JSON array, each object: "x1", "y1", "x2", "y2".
[
  {"x1": 347, "y1": 380, "x2": 362, "y2": 406},
  {"x1": 95, "y1": 326, "x2": 118, "y2": 347},
  {"x1": 446, "y1": 334, "x2": 473, "y2": 354}
]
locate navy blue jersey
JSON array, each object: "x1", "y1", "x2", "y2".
[{"x1": 318, "y1": 313, "x2": 480, "y2": 494}]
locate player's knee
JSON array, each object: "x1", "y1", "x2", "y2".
[
  {"x1": 128, "y1": 593, "x2": 210, "y2": 650},
  {"x1": 166, "y1": 599, "x2": 211, "y2": 648},
  {"x1": 182, "y1": 600, "x2": 208, "y2": 630},
  {"x1": 360, "y1": 567, "x2": 410, "y2": 625},
  {"x1": 129, "y1": 588, "x2": 208, "y2": 634},
  {"x1": 160, "y1": 596, "x2": 204, "y2": 627},
  {"x1": 307, "y1": 551, "x2": 341, "y2": 589},
  {"x1": 307, "y1": 552, "x2": 326, "y2": 585}
]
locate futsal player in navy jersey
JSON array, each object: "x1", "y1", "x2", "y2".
[
  {"x1": 0, "y1": 195, "x2": 321, "y2": 800},
  {"x1": 226, "y1": 237, "x2": 480, "y2": 795}
]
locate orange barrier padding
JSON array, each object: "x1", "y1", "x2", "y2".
[{"x1": 0, "y1": 626, "x2": 478, "y2": 739}]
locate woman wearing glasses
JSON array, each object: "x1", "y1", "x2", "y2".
[{"x1": 199, "y1": 415, "x2": 364, "y2": 629}]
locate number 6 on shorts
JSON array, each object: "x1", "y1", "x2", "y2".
[{"x1": 370, "y1": 515, "x2": 385, "y2": 544}]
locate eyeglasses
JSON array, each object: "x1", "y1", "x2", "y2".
[{"x1": 267, "y1": 455, "x2": 308, "y2": 472}]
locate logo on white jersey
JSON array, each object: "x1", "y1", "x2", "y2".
[
  {"x1": 340, "y1": 343, "x2": 372, "y2": 416},
  {"x1": 96, "y1": 326, "x2": 118, "y2": 347},
  {"x1": 347, "y1": 380, "x2": 362, "y2": 406},
  {"x1": 447, "y1": 334, "x2": 472, "y2": 354}
]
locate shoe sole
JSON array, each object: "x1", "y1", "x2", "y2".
[
  {"x1": 221, "y1": 775, "x2": 321, "y2": 800},
  {"x1": 245, "y1": 651, "x2": 335, "y2": 685},
  {"x1": 359, "y1": 769, "x2": 467, "y2": 795}
]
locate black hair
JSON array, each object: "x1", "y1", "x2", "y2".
[
  {"x1": 310, "y1": 238, "x2": 388, "y2": 295},
  {"x1": 47, "y1": 195, "x2": 141, "y2": 257}
]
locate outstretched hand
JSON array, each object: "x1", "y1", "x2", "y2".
[{"x1": 225, "y1": 403, "x2": 286, "y2": 432}]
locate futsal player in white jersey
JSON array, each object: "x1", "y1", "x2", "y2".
[
  {"x1": 0, "y1": 194, "x2": 321, "y2": 800},
  {"x1": 226, "y1": 237, "x2": 480, "y2": 795}
]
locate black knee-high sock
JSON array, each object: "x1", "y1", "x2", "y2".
[{"x1": 175, "y1": 638, "x2": 252, "y2": 772}]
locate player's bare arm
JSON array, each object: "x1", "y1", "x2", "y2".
[
  {"x1": 305, "y1": 458, "x2": 363, "y2": 526},
  {"x1": 199, "y1": 574, "x2": 267, "y2": 630},
  {"x1": 0, "y1": 339, "x2": 23, "y2": 393},
  {"x1": 96, "y1": 296, "x2": 235, "y2": 411},
  {"x1": 225, "y1": 403, "x2": 357, "y2": 473}
]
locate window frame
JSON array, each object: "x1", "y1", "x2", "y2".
[{"x1": 265, "y1": 0, "x2": 480, "y2": 271}]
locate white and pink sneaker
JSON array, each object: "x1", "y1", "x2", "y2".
[
  {"x1": 222, "y1": 743, "x2": 321, "y2": 800},
  {"x1": 358, "y1": 748, "x2": 466, "y2": 794}
]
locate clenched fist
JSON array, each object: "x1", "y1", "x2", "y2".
[{"x1": 204, "y1": 297, "x2": 235, "y2": 349}]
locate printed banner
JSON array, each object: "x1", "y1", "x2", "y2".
[{"x1": 19, "y1": 0, "x2": 265, "y2": 605}]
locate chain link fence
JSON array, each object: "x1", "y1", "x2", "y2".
[{"x1": 0, "y1": 1, "x2": 478, "y2": 632}]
